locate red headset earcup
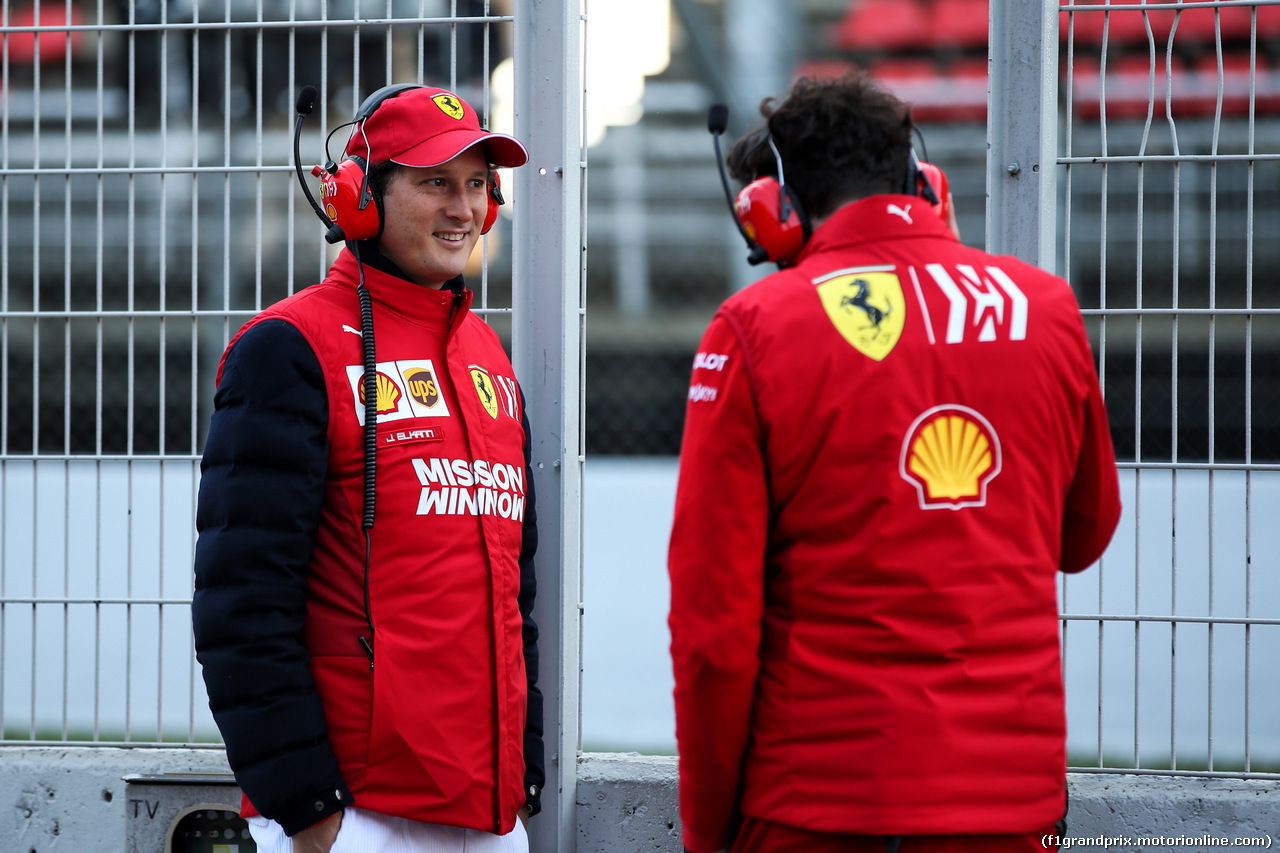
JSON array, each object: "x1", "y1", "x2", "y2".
[
  {"x1": 321, "y1": 158, "x2": 381, "y2": 241},
  {"x1": 735, "y1": 177, "x2": 806, "y2": 264},
  {"x1": 482, "y1": 171, "x2": 502, "y2": 235},
  {"x1": 917, "y1": 161, "x2": 952, "y2": 225}
]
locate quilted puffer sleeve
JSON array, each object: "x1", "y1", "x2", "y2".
[
  {"x1": 517, "y1": 390, "x2": 545, "y2": 817},
  {"x1": 192, "y1": 319, "x2": 354, "y2": 835}
]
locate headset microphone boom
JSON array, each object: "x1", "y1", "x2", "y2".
[{"x1": 708, "y1": 104, "x2": 770, "y2": 266}]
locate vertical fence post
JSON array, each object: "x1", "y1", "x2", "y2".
[
  {"x1": 987, "y1": 0, "x2": 1059, "y2": 270},
  {"x1": 511, "y1": 2, "x2": 585, "y2": 851}
]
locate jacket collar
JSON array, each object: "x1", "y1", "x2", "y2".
[
  {"x1": 329, "y1": 245, "x2": 472, "y2": 325},
  {"x1": 795, "y1": 194, "x2": 958, "y2": 265}
]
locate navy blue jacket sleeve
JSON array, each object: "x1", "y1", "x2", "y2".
[
  {"x1": 192, "y1": 319, "x2": 353, "y2": 835},
  {"x1": 518, "y1": 391, "x2": 546, "y2": 817}
]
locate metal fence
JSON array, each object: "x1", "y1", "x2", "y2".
[
  {"x1": 0, "y1": 0, "x2": 583, "y2": 775},
  {"x1": 993, "y1": 1, "x2": 1280, "y2": 779},
  {"x1": 1, "y1": 1, "x2": 586, "y2": 846},
  {"x1": 1, "y1": 0, "x2": 1276, "y2": 830}
]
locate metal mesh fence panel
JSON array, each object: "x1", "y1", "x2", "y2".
[
  {"x1": 1057, "y1": 0, "x2": 1280, "y2": 778},
  {"x1": 0, "y1": 0, "x2": 519, "y2": 746}
]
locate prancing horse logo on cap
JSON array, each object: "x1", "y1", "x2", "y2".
[{"x1": 432, "y1": 93, "x2": 465, "y2": 121}]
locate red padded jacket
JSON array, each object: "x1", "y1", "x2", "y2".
[
  {"x1": 668, "y1": 196, "x2": 1121, "y2": 852},
  {"x1": 195, "y1": 248, "x2": 540, "y2": 837}
]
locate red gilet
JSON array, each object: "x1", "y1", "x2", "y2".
[
  {"x1": 669, "y1": 196, "x2": 1121, "y2": 851},
  {"x1": 223, "y1": 250, "x2": 530, "y2": 835}
]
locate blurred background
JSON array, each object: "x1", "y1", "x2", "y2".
[
  {"x1": 2, "y1": 0, "x2": 1278, "y2": 771},
  {"x1": 4, "y1": 0, "x2": 1278, "y2": 459}
]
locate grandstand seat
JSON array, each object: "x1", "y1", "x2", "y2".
[
  {"x1": 833, "y1": 0, "x2": 932, "y2": 51},
  {"x1": 1259, "y1": 4, "x2": 1280, "y2": 39},
  {"x1": 7, "y1": 2, "x2": 84, "y2": 65},
  {"x1": 870, "y1": 57, "x2": 988, "y2": 122},
  {"x1": 1174, "y1": 6, "x2": 1228, "y2": 47},
  {"x1": 1060, "y1": 2, "x2": 1108, "y2": 47},
  {"x1": 1256, "y1": 55, "x2": 1280, "y2": 114},
  {"x1": 1069, "y1": 52, "x2": 1280, "y2": 121},
  {"x1": 1165, "y1": 4, "x2": 1280, "y2": 46},
  {"x1": 1061, "y1": 0, "x2": 1177, "y2": 47},
  {"x1": 1068, "y1": 54, "x2": 1178, "y2": 121},
  {"x1": 930, "y1": 0, "x2": 990, "y2": 49},
  {"x1": 1177, "y1": 53, "x2": 1280, "y2": 117}
]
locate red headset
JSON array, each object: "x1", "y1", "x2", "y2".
[
  {"x1": 306, "y1": 84, "x2": 504, "y2": 244},
  {"x1": 732, "y1": 135, "x2": 811, "y2": 266},
  {"x1": 727, "y1": 132, "x2": 952, "y2": 267}
]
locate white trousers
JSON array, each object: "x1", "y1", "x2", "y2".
[{"x1": 247, "y1": 807, "x2": 529, "y2": 853}]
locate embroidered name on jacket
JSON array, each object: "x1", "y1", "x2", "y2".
[{"x1": 412, "y1": 457, "x2": 527, "y2": 521}]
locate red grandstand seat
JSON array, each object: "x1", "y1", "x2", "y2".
[
  {"x1": 1068, "y1": 54, "x2": 1177, "y2": 121},
  {"x1": 7, "y1": 2, "x2": 84, "y2": 65},
  {"x1": 1171, "y1": 54, "x2": 1228, "y2": 117},
  {"x1": 1256, "y1": 55, "x2": 1280, "y2": 115},
  {"x1": 1169, "y1": 4, "x2": 1275, "y2": 45},
  {"x1": 1212, "y1": 6, "x2": 1257, "y2": 43},
  {"x1": 1201, "y1": 4, "x2": 1280, "y2": 41},
  {"x1": 1174, "y1": 5, "x2": 1226, "y2": 47},
  {"x1": 1062, "y1": 0, "x2": 1178, "y2": 47},
  {"x1": 1112, "y1": 5, "x2": 1173, "y2": 46},
  {"x1": 870, "y1": 57, "x2": 987, "y2": 122},
  {"x1": 833, "y1": 0, "x2": 931, "y2": 51},
  {"x1": 1175, "y1": 53, "x2": 1276, "y2": 118},
  {"x1": 930, "y1": 0, "x2": 990, "y2": 49},
  {"x1": 1060, "y1": 1, "x2": 1108, "y2": 47},
  {"x1": 1258, "y1": 4, "x2": 1280, "y2": 39}
]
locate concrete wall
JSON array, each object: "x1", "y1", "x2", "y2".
[
  {"x1": 575, "y1": 754, "x2": 1280, "y2": 851},
  {"x1": 2, "y1": 747, "x2": 1278, "y2": 851},
  {"x1": 0, "y1": 747, "x2": 237, "y2": 852}
]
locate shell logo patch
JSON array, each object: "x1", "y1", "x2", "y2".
[
  {"x1": 432, "y1": 93, "x2": 465, "y2": 121},
  {"x1": 470, "y1": 366, "x2": 500, "y2": 419},
  {"x1": 899, "y1": 405, "x2": 1001, "y2": 510},
  {"x1": 813, "y1": 267, "x2": 906, "y2": 361},
  {"x1": 357, "y1": 371, "x2": 402, "y2": 416}
]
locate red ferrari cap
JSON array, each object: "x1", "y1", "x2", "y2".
[{"x1": 345, "y1": 86, "x2": 528, "y2": 168}]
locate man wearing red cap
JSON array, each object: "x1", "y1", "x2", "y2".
[{"x1": 193, "y1": 85, "x2": 543, "y2": 853}]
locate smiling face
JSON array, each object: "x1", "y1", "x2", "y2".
[{"x1": 375, "y1": 145, "x2": 489, "y2": 289}]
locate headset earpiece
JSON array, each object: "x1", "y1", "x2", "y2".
[
  {"x1": 311, "y1": 155, "x2": 381, "y2": 242},
  {"x1": 482, "y1": 170, "x2": 503, "y2": 235},
  {"x1": 906, "y1": 148, "x2": 940, "y2": 207},
  {"x1": 734, "y1": 176, "x2": 807, "y2": 265},
  {"x1": 303, "y1": 83, "x2": 429, "y2": 244},
  {"x1": 731, "y1": 135, "x2": 811, "y2": 266},
  {"x1": 915, "y1": 160, "x2": 953, "y2": 227}
]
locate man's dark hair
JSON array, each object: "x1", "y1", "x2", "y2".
[
  {"x1": 727, "y1": 72, "x2": 915, "y2": 222},
  {"x1": 365, "y1": 160, "x2": 401, "y2": 208}
]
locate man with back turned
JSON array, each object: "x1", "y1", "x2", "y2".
[{"x1": 668, "y1": 72, "x2": 1121, "y2": 853}]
